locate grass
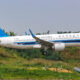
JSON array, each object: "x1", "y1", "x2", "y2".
[
  {"x1": 0, "y1": 57, "x2": 80, "y2": 80},
  {"x1": 0, "y1": 67, "x2": 80, "y2": 80},
  {"x1": 0, "y1": 65, "x2": 79, "y2": 79},
  {"x1": 0, "y1": 47, "x2": 80, "y2": 80}
]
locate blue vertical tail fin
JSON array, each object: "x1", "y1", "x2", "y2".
[{"x1": 0, "y1": 28, "x2": 8, "y2": 37}]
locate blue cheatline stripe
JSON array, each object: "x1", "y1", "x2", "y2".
[
  {"x1": 14, "y1": 39, "x2": 80, "y2": 45},
  {"x1": 14, "y1": 41, "x2": 37, "y2": 45},
  {"x1": 53, "y1": 39, "x2": 80, "y2": 43}
]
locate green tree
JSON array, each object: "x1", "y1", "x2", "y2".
[{"x1": 9, "y1": 32, "x2": 15, "y2": 36}]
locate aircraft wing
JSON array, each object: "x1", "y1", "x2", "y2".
[{"x1": 29, "y1": 29, "x2": 53, "y2": 47}]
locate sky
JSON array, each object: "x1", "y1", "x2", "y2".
[{"x1": 0, "y1": 0, "x2": 80, "y2": 35}]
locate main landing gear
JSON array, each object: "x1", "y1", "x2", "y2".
[
  {"x1": 40, "y1": 49, "x2": 47, "y2": 55},
  {"x1": 42, "y1": 50, "x2": 47, "y2": 55},
  {"x1": 41, "y1": 47, "x2": 48, "y2": 55}
]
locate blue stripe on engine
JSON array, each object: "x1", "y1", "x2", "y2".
[{"x1": 14, "y1": 39, "x2": 80, "y2": 45}]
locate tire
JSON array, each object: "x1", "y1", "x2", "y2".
[{"x1": 42, "y1": 51, "x2": 47, "y2": 55}]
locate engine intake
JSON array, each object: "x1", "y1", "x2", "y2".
[{"x1": 52, "y1": 43, "x2": 65, "y2": 51}]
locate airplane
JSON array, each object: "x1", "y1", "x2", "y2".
[
  {"x1": 74, "y1": 67, "x2": 80, "y2": 73},
  {"x1": 0, "y1": 28, "x2": 80, "y2": 55}
]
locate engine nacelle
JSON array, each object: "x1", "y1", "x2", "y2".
[
  {"x1": 33, "y1": 44, "x2": 41, "y2": 49},
  {"x1": 52, "y1": 43, "x2": 65, "y2": 51}
]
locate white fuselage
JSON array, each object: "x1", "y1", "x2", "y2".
[{"x1": 0, "y1": 33, "x2": 80, "y2": 49}]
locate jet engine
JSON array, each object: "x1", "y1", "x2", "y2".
[{"x1": 52, "y1": 43, "x2": 65, "y2": 51}]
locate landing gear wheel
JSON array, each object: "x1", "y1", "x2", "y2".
[{"x1": 42, "y1": 51, "x2": 47, "y2": 55}]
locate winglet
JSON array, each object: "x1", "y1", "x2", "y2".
[{"x1": 29, "y1": 29, "x2": 35, "y2": 37}]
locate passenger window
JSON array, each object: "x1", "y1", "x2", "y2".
[
  {"x1": 69, "y1": 35, "x2": 72, "y2": 39},
  {"x1": 73, "y1": 35, "x2": 76, "y2": 38},
  {"x1": 66, "y1": 35, "x2": 68, "y2": 38},
  {"x1": 77, "y1": 35, "x2": 79, "y2": 38}
]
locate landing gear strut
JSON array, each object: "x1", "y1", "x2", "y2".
[{"x1": 41, "y1": 47, "x2": 48, "y2": 55}]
